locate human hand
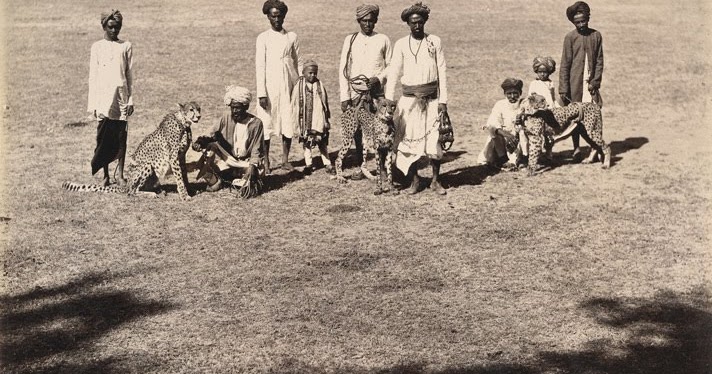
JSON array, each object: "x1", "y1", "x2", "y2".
[
  {"x1": 126, "y1": 105, "x2": 134, "y2": 117},
  {"x1": 588, "y1": 85, "x2": 598, "y2": 94},
  {"x1": 438, "y1": 103, "x2": 448, "y2": 114},
  {"x1": 498, "y1": 128, "x2": 516, "y2": 142},
  {"x1": 368, "y1": 76, "x2": 380, "y2": 88},
  {"x1": 559, "y1": 93, "x2": 569, "y2": 105},
  {"x1": 341, "y1": 100, "x2": 352, "y2": 112},
  {"x1": 244, "y1": 164, "x2": 258, "y2": 181},
  {"x1": 192, "y1": 136, "x2": 214, "y2": 152},
  {"x1": 485, "y1": 126, "x2": 498, "y2": 138},
  {"x1": 259, "y1": 97, "x2": 269, "y2": 110}
]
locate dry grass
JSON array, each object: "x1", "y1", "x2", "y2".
[{"x1": 1, "y1": 1, "x2": 711, "y2": 373}]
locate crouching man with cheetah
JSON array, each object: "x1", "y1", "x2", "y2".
[{"x1": 193, "y1": 85, "x2": 265, "y2": 195}]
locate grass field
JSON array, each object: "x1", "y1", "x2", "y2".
[{"x1": 1, "y1": 1, "x2": 711, "y2": 373}]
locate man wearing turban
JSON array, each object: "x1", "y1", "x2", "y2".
[
  {"x1": 385, "y1": 2, "x2": 449, "y2": 195},
  {"x1": 193, "y1": 85, "x2": 265, "y2": 192},
  {"x1": 255, "y1": 0, "x2": 302, "y2": 172},
  {"x1": 559, "y1": 1, "x2": 604, "y2": 162},
  {"x1": 338, "y1": 3, "x2": 392, "y2": 180},
  {"x1": 477, "y1": 78, "x2": 528, "y2": 171},
  {"x1": 88, "y1": 9, "x2": 134, "y2": 187}
]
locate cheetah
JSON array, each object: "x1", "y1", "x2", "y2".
[
  {"x1": 523, "y1": 94, "x2": 610, "y2": 175},
  {"x1": 63, "y1": 102, "x2": 201, "y2": 200},
  {"x1": 336, "y1": 98, "x2": 397, "y2": 195}
]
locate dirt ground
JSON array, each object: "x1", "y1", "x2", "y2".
[{"x1": 1, "y1": 1, "x2": 711, "y2": 373}]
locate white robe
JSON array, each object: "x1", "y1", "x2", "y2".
[
  {"x1": 338, "y1": 32, "x2": 392, "y2": 102},
  {"x1": 255, "y1": 28, "x2": 302, "y2": 140},
  {"x1": 385, "y1": 34, "x2": 448, "y2": 173},
  {"x1": 87, "y1": 39, "x2": 133, "y2": 121}
]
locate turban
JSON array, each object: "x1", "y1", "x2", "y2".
[
  {"x1": 356, "y1": 4, "x2": 380, "y2": 20},
  {"x1": 224, "y1": 85, "x2": 252, "y2": 106},
  {"x1": 532, "y1": 56, "x2": 556, "y2": 74},
  {"x1": 100, "y1": 9, "x2": 122, "y2": 27},
  {"x1": 566, "y1": 1, "x2": 590, "y2": 22},
  {"x1": 262, "y1": 0, "x2": 288, "y2": 15},
  {"x1": 303, "y1": 59, "x2": 318, "y2": 69},
  {"x1": 501, "y1": 78, "x2": 523, "y2": 93},
  {"x1": 401, "y1": 2, "x2": 430, "y2": 22}
]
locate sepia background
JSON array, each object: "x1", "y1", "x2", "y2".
[{"x1": 1, "y1": 0, "x2": 710, "y2": 372}]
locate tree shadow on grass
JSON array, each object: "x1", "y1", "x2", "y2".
[
  {"x1": 534, "y1": 287, "x2": 712, "y2": 374},
  {"x1": 267, "y1": 287, "x2": 711, "y2": 374},
  {"x1": 1, "y1": 271, "x2": 175, "y2": 374}
]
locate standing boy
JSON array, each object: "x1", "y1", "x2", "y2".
[{"x1": 88, "y1": 10, "x2": 134, "y2": 186}]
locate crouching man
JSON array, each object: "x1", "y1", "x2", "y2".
[{"x1": 193, "y1": 85, "x2": 265, "y2": 196}]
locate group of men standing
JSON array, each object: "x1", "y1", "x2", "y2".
[{"x1": 255, "y1": 1, "x2": 449, "y2": 195}]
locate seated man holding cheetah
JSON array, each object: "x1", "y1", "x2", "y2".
[{"x1": 193, "y1": 85, "x2": 265, "y2": 193}]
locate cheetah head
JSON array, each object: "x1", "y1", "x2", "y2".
[
  {"x1": 524, "y1": 94, "x2": 548, "y2": 114},
  {"x1": 375, "y1": 98, "x2": 397, "y2": 123},
  {"x1": 177, "y1": 101, "x2": 202, "y2": 126}
]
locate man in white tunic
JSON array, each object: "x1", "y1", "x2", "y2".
[
  {"x1": 386, "y1": 2, "x2": 448, "y2": 195},
  {"x1": 87, "y1": 10, "x2": 133, "y2": 186},
  {"x1": 256, "y1": 0, "x2": 302, "y2": 172},
  {"x1": 338, "y1": 4, "x2": 392, "y2": 180}
]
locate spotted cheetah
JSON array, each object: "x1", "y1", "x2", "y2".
[
  {"x1": 336, "y1": 98, "x2": 397, "y2": 195},
  {"x1": 63, "y1": 102, "x2": 201, "y2": 200},
  {"x1": 523, "y1": 94, "x2": 610, "y2": 175}
]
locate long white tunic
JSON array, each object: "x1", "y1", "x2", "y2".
[
  {"x1": 338, "y1": 32, "x2": 392, "y2": 102},
  {"x1": 255, "y1": 28, "x2": 302, "y2": 140},
  {"x1": 385, "y1": 34, "x2": 448, "y2": 173},
  {"x1": 87, "y1": 39, "x2": 133, "y2": 121}
]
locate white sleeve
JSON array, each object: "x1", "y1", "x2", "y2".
[
  {"x1": 338, "y1": 35, "x2": 352, "y2": 102},
  {"x1": 385, "y1": 40, "x2": 403, "y2": 101},
  {"x1": 256, "y1": 34, "x2": 267, "y2": 98}
]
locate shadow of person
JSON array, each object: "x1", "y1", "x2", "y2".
[
  {"x1": 263, "y1": 169, "x2": 306, "y2": 193},
  {"x1": 441, "y1": 150, "x2": 467, "y2": 164},
  {"x1": 608, "y1": 137, "x2": 649, "y2": 164},
  {"x1": 439, "y1": 164, "x2": 492, "y2": 188},
  {"x1": 609, "y1": 137, "x2": 649, "y2": 156}
]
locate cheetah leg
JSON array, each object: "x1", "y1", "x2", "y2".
[
  {"x1": 129, "y1": 164, "x2": 152, "y2": 196},
  {"x1": 335, "y1": 135, "x2": 354, "y2": 184},
  {"x1": 360, "y1": 145, "x2": 377, "y2": 180},
  {"x1": 526, "y1": 124, "x2": 544, "y2": 176},
  {"x1": 170, "y1": 151, "x2": 191, "y2": 201},
  {"x1": 373, "y1": 149, "x2": 384, "y2": 195},
  {"x1": 384, "y1": 150, "x2": 398, "y2": 194},
  {"x1": 595, "y1": 113, "x2": 611, "y2": 169},
  {"x1": 579, "y1": 130, "x2": 604, "y2": 165}
]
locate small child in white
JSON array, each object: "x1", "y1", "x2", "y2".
[
  {"x1": 291, "y1": 60, "x2": 333, "y2": 175},
  {"x1": 527, "y1": 56, "x2": 561, "y2": 108},
  {"x1": 527, "y1": 56, "x2": 561, "y2": 162}
]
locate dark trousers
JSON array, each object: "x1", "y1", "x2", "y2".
[{"x1": 91, "y1": 118, "x2": 127, "y2": 175}]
